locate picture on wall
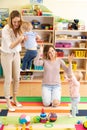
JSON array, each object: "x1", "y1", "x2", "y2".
[
  {"x1": 30, "y1": 0, "x2": 43, "y2": 4},
  {"x1": 0, "y1": 8, "x2": 9, "y2": 28}
]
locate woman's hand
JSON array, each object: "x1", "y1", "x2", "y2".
[
  {"x1": 19, "y1": 35, "x2": 25, "y2": 43},
  {"x1": 10, "y1": 35, "x2": 25, "y2": 49}
]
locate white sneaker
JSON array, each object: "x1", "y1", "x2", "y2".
[
  {"x1": 25, "y1": 69, "x2": 30, "y2": 71},
  {"x1": 8, "y1": 106, "x2": 15, "y2": 112},
  {"x1": 16, "y1": 103, "x2": 22, "y2": 107},
  {"x1": 15, "y1": 103, "x2": 22, "y2": 107},
  {"x1": 20, "y1": 68, "x2": 23, "y2": 72},
  {"x1": 12, "y1": 101, "x2": 22, "y2": 107},
  {"x1": 69, "y1": 114, "x2": 76, "y2": 118},
  {"x1": 6, "y1": 100, "x2": 15, "y2": 112}
]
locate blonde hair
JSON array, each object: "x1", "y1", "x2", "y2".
[
  {"x1": 8, "y1": 10, "x2": 22, "y2": 34},
  {"x1": 21, "y1": 21, "x2": 33, "y2": 32},
  {"x1": 74, "y1": 71, "x2": 83, "y2": 81}
]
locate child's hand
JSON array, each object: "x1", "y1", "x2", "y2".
[
  {"x1": 68, "y1": 53, "x2": 74, "y2": 63},
  {"x1": 24, "y1": 35, "x2": 28, "y2": 41}
]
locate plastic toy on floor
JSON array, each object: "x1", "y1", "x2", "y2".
[
  {"x1": 83, "y1": 121, "x2": 87, "y2": 129},
  {"x1": 19, "y1": 114, "x2": 30, "y2": 125},
  {"x1": 40, "y1": 108, "x2": 48, "y2": 123},
  {"x1": 0, "y1": 121, "x2": 4, "y2": 130},
  {"x1": 48, "y1": 112, "x2": 57, "y2": 122}
]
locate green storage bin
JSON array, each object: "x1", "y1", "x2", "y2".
[{"x1": 0, "y1": 64, "x2": 3, "y2": 77}]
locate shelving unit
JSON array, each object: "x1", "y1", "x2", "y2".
[
  {"x1": 55, "y1": 30, "x2": 87, "y2": 82},
  {"x1": 20, "y1": 15, "x2": 55, "y2": 81},
  {"x1": 22, "y1": 16, "x2": 54, "y2": 45}
]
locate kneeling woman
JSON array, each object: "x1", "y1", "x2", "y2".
[{"x1": 41, "y1": 45, "x2": 73, "y2": 107}]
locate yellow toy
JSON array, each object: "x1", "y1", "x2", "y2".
[
  {"x1": 83, "y1": 121, "x2": 87, "y2": 128},
  {"x1": 29, "y1": 125, "x2": 33, "y2": 130}
]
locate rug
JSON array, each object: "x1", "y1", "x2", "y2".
[
  {"x1": 0, "y1": 110, "x2": 8, "y2": 116},
  {"x1": 76, "y1": 110, "x2": 87, "y2": 116},
  {"x1": 0, "y1": 97, "x2": 87, "y2": 130},
  {"x1": 75, "y1": 124, "x2": 87, "y2": 130}
]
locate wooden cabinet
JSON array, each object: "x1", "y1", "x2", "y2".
[{"x1": 55, "y1": 30, "x2": 87, "y2": 82}]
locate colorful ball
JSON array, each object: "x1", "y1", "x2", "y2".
[
  {"x1": 48, "y1": 113, "x2": 57, "y2": 122},
  {"x1": 32, "y1": 116, "x2": 40, "y2": 123},
  {"x1": 19, "y1": 114, "x2": 30, "y2": 125}
]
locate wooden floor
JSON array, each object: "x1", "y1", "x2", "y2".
[{"x1": 0, "y1": 81, "x2": 87, "y2": 97}]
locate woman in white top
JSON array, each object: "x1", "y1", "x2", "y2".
[{"x1": 1, "y1": 10, "x2": 24, "y2": 111}]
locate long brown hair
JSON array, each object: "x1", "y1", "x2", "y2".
[
  {"x1": 8, "y1": 10, "x2": 22, "y2": 34},
  {"x1": 43, "y1": 45, "x2": 57, "y2": 60}
]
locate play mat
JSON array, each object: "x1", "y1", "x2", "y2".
[{"x1": 0, "y1": 97, "x2": 87, "y2": 130}]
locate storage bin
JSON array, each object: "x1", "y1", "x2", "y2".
[
  {"x1": 79, "y1": 43, "x2": 85, "y2": 48},
  {"x1": 0, "y1": 64, "x2": 3, "y2": 77}
]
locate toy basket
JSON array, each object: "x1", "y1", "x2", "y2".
[{"x1": 79, "y1": 43, "x2": 85, "y2": 48}]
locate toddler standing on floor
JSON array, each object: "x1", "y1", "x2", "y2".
[
  {"x1": 65, "y1": 71, "x2": 83, "y2": 117},
  {"x1": 21, "y1": 21, "x2": 41, "y2": 71}
]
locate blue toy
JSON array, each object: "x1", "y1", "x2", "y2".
[{"x1": 77, "y1": 120, "x2": 82, "y2": 124}]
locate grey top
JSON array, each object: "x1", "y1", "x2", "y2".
[{"x1": 42, "y1": 58, "x2": 71, "y2": 85}]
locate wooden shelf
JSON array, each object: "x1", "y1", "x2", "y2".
[
  {"x1": 20, "y1": 69, "x2": 44, "y2": 73},
  {"x1": 55, "y1": 29, "x2": 87, "y2": 32},
  {"x1": 55, "y1": 38, "x2": 87, "y2": 41},
  {"x1": 55, "y1": 30, "x2": 87, "y2": 82},
  {"x1": 63, "y1": 57, "x2": 87, "y2": 59},
  {"x1": 55, "y1": 47, "x2": 87, "y2": 50}
]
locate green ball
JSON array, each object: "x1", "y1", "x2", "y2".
[{"x1": 33, "y1": 116, "x2": 40, "y2": 123}]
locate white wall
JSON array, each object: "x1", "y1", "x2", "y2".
[
  {"x1": 43, "y1": 0, "x2": 87, "y2": 19},
  {"x1": 43, "y1": 0, "x2": 87, "y2": 29},
  {"x1": 0, "y1": 0, "x2": 29, "y2": 12},
  {"x1": 0, "y1": 0, "x2": 87, "y2": 28}
]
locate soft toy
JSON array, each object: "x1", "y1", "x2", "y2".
[
  {"x1": 72, "y1": 19, "x2": 79, "y2": 30},
  {"x1": 33, "y1": 5, "x2": 42, "y2": 16},
  {"x1": 68, "y1": 19, "x2": 79, "y2": 30}
]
